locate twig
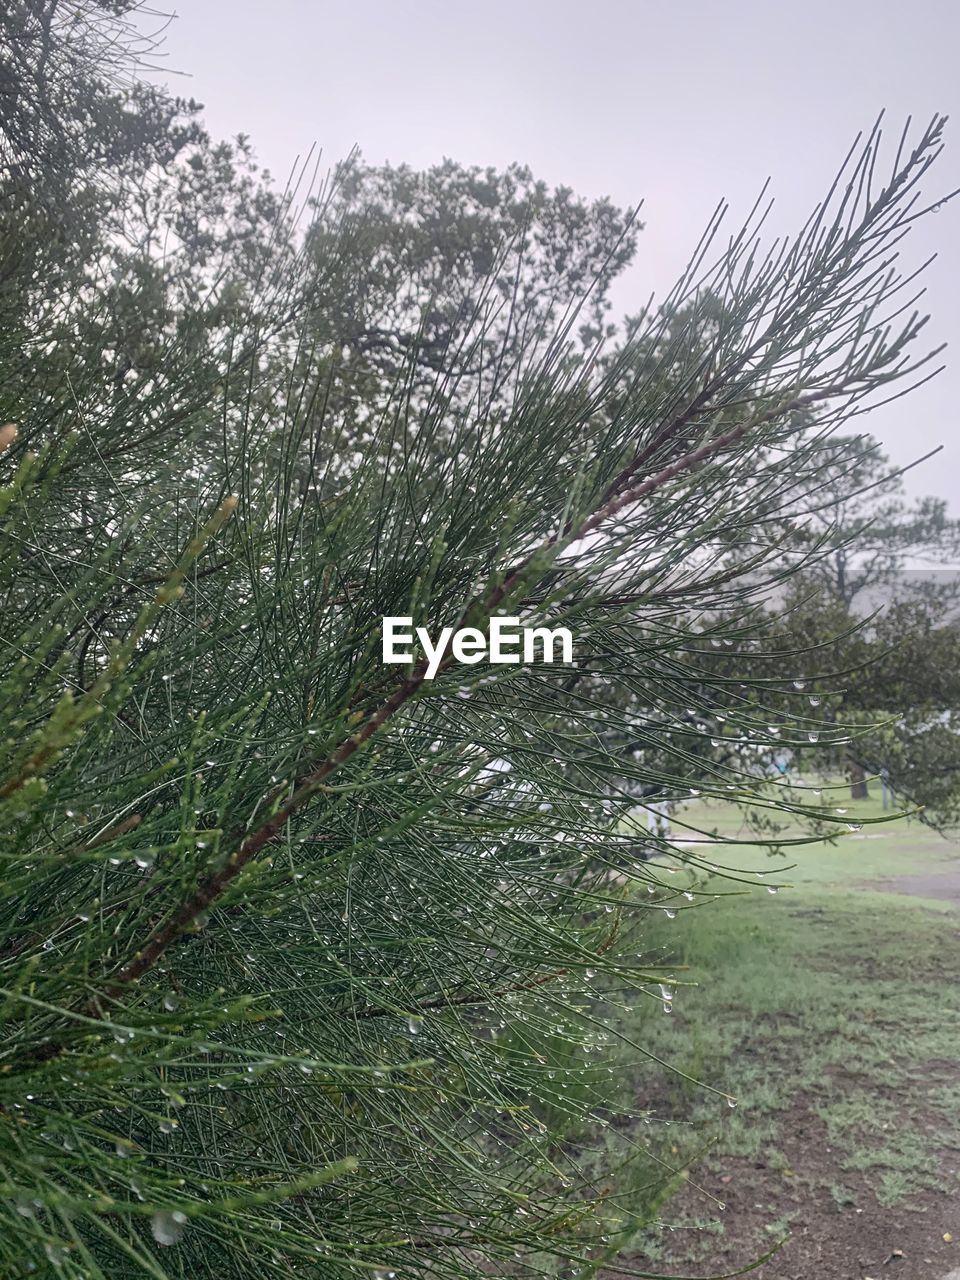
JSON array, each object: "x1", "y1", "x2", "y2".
[
  {"x1": 93, "y1": 386, "x2": 832, "y2": 1007},
  {"x1": 355, "y1": 908, "x2": 622, "y2": 1019}
]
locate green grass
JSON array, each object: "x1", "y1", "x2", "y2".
[{"x1": 618, "y1": 779, "x2": 960, "y2": 1258}]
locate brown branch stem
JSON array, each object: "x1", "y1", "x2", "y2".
[{"x1": 92, "y1": 386, "x2": 836, "y2": 1009}]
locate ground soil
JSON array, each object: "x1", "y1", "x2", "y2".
[
  {"x1": 628, "y1": 1097, "x2": 959, "y2": 1280},
  {"x1": 857, "y1": 867, "x2": 960, "y2": 906},
  {"x1": 609, "y1": 867, "x2": 960, "y2": 1280}
]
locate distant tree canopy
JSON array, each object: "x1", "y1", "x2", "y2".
[
  {"x1": 756, "y1": 435, "x2": 960, "y2": 816},
  {"x1": 0, "y1": 1, "x2": 204, "y2": 301},
  {"x1": 1, "y1": 5, "x2": 958, "y2": 1278},
  {"x1": 595, "y1": 298, "x2": 960, "y2": 823},
  {"x1": 782, "y1": 433, "x2": 960, "y2": 609}
]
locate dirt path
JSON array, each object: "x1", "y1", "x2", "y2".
[{"x1": 859, "y1": 867, "x2": 960, "y2": 905}]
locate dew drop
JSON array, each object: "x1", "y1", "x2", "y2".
[
  {"x1": 43, "y1": 1243, "x2": 67, "y2": 1268},
  {"x1": 406, "y1": 1015, "x2": 423, "y2": 1035},
  {"x1": 151, "y1": 1209, "x2": 187, "y2": 1246}
]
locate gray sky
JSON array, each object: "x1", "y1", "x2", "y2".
[{"x1": 157, "y1": 0, "x2": 959, "y2": 509}]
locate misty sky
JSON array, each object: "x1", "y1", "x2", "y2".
[{"x1": 156, "y1": 0, "x2": 959, "y2": 510}]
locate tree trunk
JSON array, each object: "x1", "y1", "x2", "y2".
[{"x1": 848, "y1": 755, "x2": 869, "y2": 800}]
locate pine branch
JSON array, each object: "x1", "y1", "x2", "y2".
[
  {"x1": 93, "y1": 385, "x2": 840, "y2": 1008},
  {"x1": 356, "y1": 905, "x2": 622, "y2": 1018}
]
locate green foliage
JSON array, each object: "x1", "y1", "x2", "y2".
[
  {"x1": 780, "y1": 434, "x2": 960, "y2": 608},
  {"x1": 733, "y1": 582, "x2": 960, "y2": 826},
  {"x1": 1, "y1": 6, "x2": 957, "y2": 1278}
]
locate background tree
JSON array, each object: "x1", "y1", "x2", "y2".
[
  {"x1": 3, "y1": 6, "x2": 642, "y2": 506},
  {"x1": 2, "y1": 7, "x2": 957, "y2": 1276},
  {"x1": 747, "y1": 582, "x2": 960, "y2": 820},
  {"x1": 0, "y1": 0, "x2": 217, "y2": 370},
  {"x1": 783, "y1": 433, "x2": 960, "y2": 609},
  {"x1": 761, "y1": 434, "x2": 960, "y2": 806}
]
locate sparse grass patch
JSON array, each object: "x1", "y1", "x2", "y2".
[{"x1": 617, "y1": 786, "x2": 960, "y2": 1266}]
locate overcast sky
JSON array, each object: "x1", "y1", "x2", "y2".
[{"x1": 155, "y1": 0, "x2": 959, "y2": 509}]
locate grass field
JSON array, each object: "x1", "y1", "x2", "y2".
[{"x1": 616, "y1": 781, "x2": 960, "y2": 1279}]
